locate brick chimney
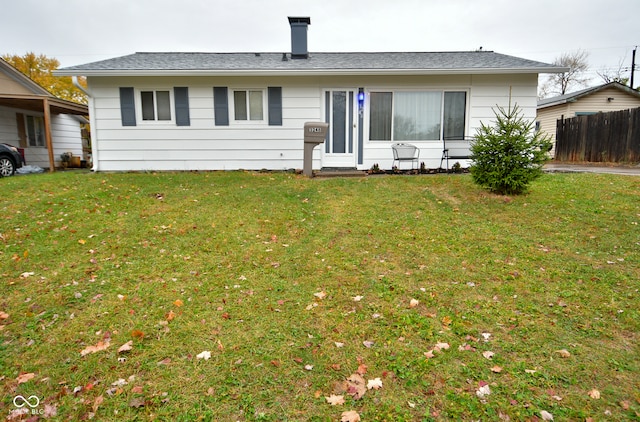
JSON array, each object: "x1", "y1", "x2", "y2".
[{"x1": 288, "y1": 17, "x2": 311, "y2": 59}]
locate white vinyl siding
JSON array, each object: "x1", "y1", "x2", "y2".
[{"x1": 86, "y1": 73, "x2": 539, "y2": 171}]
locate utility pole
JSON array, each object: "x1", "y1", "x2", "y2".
[{"x1": 632, "y1": 46, "x2": 637, "y2": 89}]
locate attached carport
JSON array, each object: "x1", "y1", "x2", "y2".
[{"x1": 0, "y1": 94, "x2": 88, "y2": 171}]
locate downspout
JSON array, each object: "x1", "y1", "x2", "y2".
[{"x1": 73, "y1": 76, "x2": 98, "y2": 171}]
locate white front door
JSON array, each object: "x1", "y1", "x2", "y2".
[{"x1": 323, "y1": 90, "x2": 357, "y2": 168}]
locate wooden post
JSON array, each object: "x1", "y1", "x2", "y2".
[{"x1": 43, "y1": 97, "x2": 55, "y2": 172}]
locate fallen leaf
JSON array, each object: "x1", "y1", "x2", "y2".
[
  {"x1": 341, "y1": 410, "x2": 361, "y2": 422},
  {"x1": 313, "y1": 291, "x2": 327, "y2": 300},
  {"x1": 304, "y1": 365, "x2": 314, "y2": 371},
  {"x1": 540, "y1": 410, "x2": 554, "y2": 421},
  {"x1": 16, "y1": 372, "x2": 35, "y2": 384},
  {"x1": 556, "y1": 349, "x2": 571, "y2": 358},
  {"x1": 112, "y1": 378, "x2": 128, "y2": 387},
  {"x1": 441, "y1": 315, "x2": 452, "y2": 326},
  {"x1": 20, "y1": 272, "x2": 35, "y2": 278},
  {"x1": 525, "y1": 369, "x2": 537, "y2": 374},
  {"x1": 80, "y1": 340, "x2": 110, "y2": 356},
  {"x1": 476, "y1": 384, "x2": 491, "y2": 399},
  {"x1": 166, "y1": 310, "x2": 176, "y2": 321},
  {"x1": 43, "y1": 403, "x2": 57, "y2": 418},
  {"x1": 481, "y1": 332, "x2": 492, "y2": 341},
  {"x1": 346, "y1": 373, "x2": 367, "y2": 400},
  {"x1": 196, "y1": 351, "x2": 211, "y2": 360},
  {"x1": 92, "y1": 396, "x2": 104, "y2": 413},
  {"x1": 325, "y1": 394, "x2": 345, "y2": 405},
  {"x1": 588, "y1": 389, "x2": 601, "y2": 399},
  {"x1": 157, "y1": 358, "x2": 171, "y2": 365},
  {"x1": 367, "y1": 378, "x2": 383, "y2": 390},
  {"x1": 409, "y1": 298, "x2": 420, "y2": 308},
  {"x1": 129, "y1": 397, "x2": 145, "y2": 408},
  {"x1": 352, "y1": 295, "x2": 364, "y2": 302},
  {"x1": 131, "y1": 385, "x2": 144, "y2": 394},
  {"x1": 173, "y1": 299, "x2": 184, "y2": 307},
  {"x1": 0, "y1": 311, "x2": 9, "y2": 319},
  {"x1": 270, "y1": 360, "x2": 280, "y2": 367},
  {"x1": 434, "y1": 342, "x2": 450, "y2": 351},
  {"x1": 356, "y1": 363, "x2": 367, "y2": 375},
  {"x1": 335, "y1": 342, "x2": 345, "y2": 348},
  {"x1": 131, "y1": 329, "x2": 145, "y2": 339},
  {"x1": 482, "y1": 351, "x2": 495, "y2": 359},
  {"x1": 490, "y1": 365, "x2": 503, "y2": 373},
  {"x1": 362, "y1": 340, "x2": 374, "y2": 348},
  {"x1": 118, "y1": 340, "x2": 133, "y2": 353},
  {"x1": 424, "y1": 350, "x2": 435, "y2": 359}
]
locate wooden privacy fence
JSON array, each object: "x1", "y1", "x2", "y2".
[{"x1": 555, "y1": 107, "x2": 640, "y2": 162}]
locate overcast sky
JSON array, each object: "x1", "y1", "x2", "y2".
[{"x1": 2, "y1": 0, "x2": 638, "y2": 87}]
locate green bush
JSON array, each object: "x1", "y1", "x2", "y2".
[{"x1": 470, "y1": 103, "x2": 552, "y2": 195}]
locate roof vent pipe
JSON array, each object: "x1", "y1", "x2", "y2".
[{"x1": 288, "y1": 17, "x2": 311, "y2": 59}]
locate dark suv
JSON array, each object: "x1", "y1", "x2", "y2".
[{"x1": 0, "y1": 143, "x2": 24, "y2": 177}]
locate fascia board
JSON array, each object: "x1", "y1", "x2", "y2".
[{"x1": 55, "y1": 66, "x2": 570, "y2": 78}]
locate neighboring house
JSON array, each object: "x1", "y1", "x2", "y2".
[
  {"x1": 0, "y1": 58, "x2": 89, "y2": 170},
  {"x1": 537, "y1": 82, "x2": 640, "y2": 155},
  {"x1": 55, "y1": 17, "x2": 565, "y2": 172}
]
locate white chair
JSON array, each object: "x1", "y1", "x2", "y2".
[{"x1": 391, "y1": 143, "x2": 419, "y2": 170}]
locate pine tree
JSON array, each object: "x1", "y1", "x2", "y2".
[{"x1": 470, "y1": 103, "x2": 552, "y2": 195}]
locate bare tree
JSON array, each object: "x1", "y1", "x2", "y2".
[
  {"x1": 596, "y1": 57, "x2": 630, "y2": 85},
  {"x1": 539, "y1": 50, "x2": 590, "y2": 98}
]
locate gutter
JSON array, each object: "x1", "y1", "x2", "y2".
[
  {"x1": 72, "y1": 77, "x2": 99, "y2": 172},
  {"x1": 56, "y1": 66, "x2": 570, "y2": 78}
]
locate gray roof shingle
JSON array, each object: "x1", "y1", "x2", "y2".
[{"x1": 56, "y1": 51, "x2": 565, "y2": 76}]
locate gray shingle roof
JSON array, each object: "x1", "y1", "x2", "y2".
[
  {"x1": 537, "y1": 81, "x2": 640, "y2": 108},
  {"x1": 56, "y1": 51, "x2": 565, "y2": 76}
]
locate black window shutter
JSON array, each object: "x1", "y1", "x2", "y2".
[
  {"x1": 213, "y1": 87, "x2": 229, "y2": 126},
  {"x1": 268, "y1": 87, "x2": 282, "y2": 126},
  {"x1": 174, "y1": 87, "x2": 190, "y2": 126},
  {"x1": 119, "y1": 87, "x2": 136, "y2": 126}
]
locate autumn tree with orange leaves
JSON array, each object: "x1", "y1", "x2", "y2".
[{"x1": 2, "y1": 52, "x2": 87, "y2": 104}]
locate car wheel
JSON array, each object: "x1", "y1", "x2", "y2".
[{"x1": 0, "y1": 156, "x2": 16, "y2": 177}]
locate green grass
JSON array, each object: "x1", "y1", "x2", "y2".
[{"x1": 1, "y1": 170, "x2": 639, "y2": 421}]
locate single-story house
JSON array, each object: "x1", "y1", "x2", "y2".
[
  {"x1": 55, "y1": 17, "x2": 565, "y2": 172},
  {"x1": 537, "y1": 81, "x2": 640, "y2": 154},
  {"x1": 0, "y1": 58, "x2": 89, "y2": 170}
]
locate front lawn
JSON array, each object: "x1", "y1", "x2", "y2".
[{"x1": 1, "y1": 171, "x2": 638, "y2": 421}]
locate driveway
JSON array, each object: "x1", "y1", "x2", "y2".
[{"x1": 544, "y1": 163, "x2": 640, "y2": 176}]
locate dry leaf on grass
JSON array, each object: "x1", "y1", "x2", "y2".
[
  {"x1": 196, "y1": 351, "x2": 211, "y2": 360},
  {"x1": 92, "y1": 396, "x2": 104, "y2": 413},
  {"x1": 80, "y1": 340, "x2": 110, "y2": 356},
  {"x1": 540, "y1": 410, "x2": 554, "y2": 421},
  {"x1": 341, "y1": 410, "x2": 361, "y2": 422},
  {"x1": 409, "y1": 298, "x2": 420, "y2": 308},
  {"x1": 325, "y1": 394, "x2": 345, "y2": 405},
  {"x1": 588, "y1": 389, "x2": 601, "y2": 399},
  {"x1": 16, "y1": 372, "x2": 35, "y2": 384},
  {"x1": 313, "y1": 291, "x2": 327, "y2": 300},
  {"x1": 118, "y1": 340, "x2": 133, "y2": 353},
  {"x1": 346, "y1": 373, "x2": 367, "y2": 400},
  {"x1": 490, "y1": 365, "x2": 503, "y2": 373},
  {"x1": 482, "y1": 351, "x2": 495, "y2": 359},
  {"x1": 0, "y1": 311, "x2": 9, "y2": 319},
  {"x1": 556, "y1": 349, "x2": 571, "y2": 358},
  {"x1": 367, "y1": 377, "x2": 383, "y2": 390}
]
